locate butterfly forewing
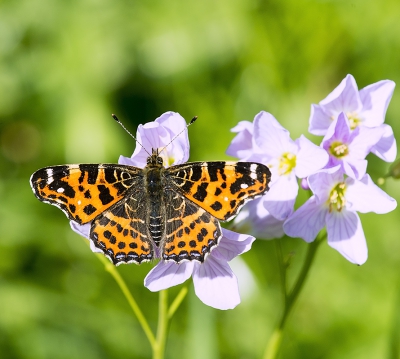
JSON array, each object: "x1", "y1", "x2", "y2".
[
  {"x1": 30, "y1": 164, "x2": 143, "y2": 224},
  {"x1": 162, "y1": 189, "x2": 221, "y2": 263},
  {"x1": 167, "y1": 161, "x2": 271, "y2": 221}
]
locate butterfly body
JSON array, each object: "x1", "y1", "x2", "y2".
[{"x1": 31, "y1": 149, "x2": 271, "y2": 265}]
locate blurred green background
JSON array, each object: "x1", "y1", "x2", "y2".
[{"x1": 1, "y1": 0, "x2": 400, "y2": 358}]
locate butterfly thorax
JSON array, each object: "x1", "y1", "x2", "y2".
[{"x1": 144, "y1": 151, "x2": 166, "y2": 246}]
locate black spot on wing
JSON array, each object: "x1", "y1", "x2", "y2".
[
  {"x1": 193, "y1": 182, "x2": 208, "y2": 202},
  {"x1": 207, "y1": 162, "x2": 226, "y2": 182},
  {"x1": 210, "y1": 201, "x2": 223, "y2": 211},
  {"x1": 97, "y1": 185, "x2": 115, "y2": 205},
  {"x1": 181, "y1": 181, "x2": 194, "y2": 193},
  {"x1": 48, "y1": 180, "x2": 75, "y2": 199},
  {"x1": 230, "y1": 174, "x2": 254, "y2": 194},
  {"x1": 79, "y1": 164, "x2": 99, "y2": 184},
  {"x1": 84, "y1": 190, "x2": 91, "y2": 199},
  {"x1": 83, "y1": 204, "x2": 97, "y2": 215},
  {"x1": 190, "y1": 166, "x2": 202, "y2": 181},
  {"x1": 189, "y1": 240, "x2": 197, "y2": 248},
  {"x1": 214, "y1": 187, "x2": 222, "y2": 196}
]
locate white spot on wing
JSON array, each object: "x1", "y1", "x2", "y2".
[
  {"x1": 250, "y1": 164, "x2": 258, "y2": 179},
  {"x1": 224, "y1": 197, "x2": 229, "y2": 201},
  {"x1": 77, "y1": 200, "x2": 82, "y2": 205},
  {"x1": 240, "y1": 183, "x2": 248, "y2": 189},
  {"x1": 46, "y1": 168, "x2": 54, "y2": 183},
  {"x1": 57, "y1": 187, "x2": 65, "y2": 193}
]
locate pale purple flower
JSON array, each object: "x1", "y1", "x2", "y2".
[
  {"x1": 309, "y1": 74, "x2": 396, "y2": 162},
  {"x1": 283, "y1": 166, "x2": 397, "y2": 264},
  {"x1": 231, "y1": 197, "x2": 285, "y2": 239},
  {"x1": 226, "y1": 120, "x2": 260, "y2": 161},
  {"x1": 119, "y1": 111, "x2": 190, "y2": 167},
  {"x1": 72, "y1": 111, "x2": 255, "y2": 310},
  {"x1": 145, "y1": 229, "x2": 255, "y2": 310},
  {"x1": 228, "y1": 111, "x2": 329, "y2": 222},
  {"x1": 321, "y1": 112, "x2": 384, "y2": 179}
]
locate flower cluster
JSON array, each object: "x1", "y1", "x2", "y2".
[
  {"x1": 71, "y1": 75, "x2": 397, "y2": 311},
  {"x1": 229, "y1": 74, "x2": 397, "y2": 265}
]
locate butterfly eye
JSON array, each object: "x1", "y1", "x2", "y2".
[
  {"x1": 147, "y1": 157, "x2": 152, "y2": 164},
  {"x1": 157, "y1": 157, "x2": 163, "y2": 165}
]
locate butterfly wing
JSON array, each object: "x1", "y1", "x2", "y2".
[
  {"x1": 161, "y1": 189, "x2": 221, "y2": 263},
  {"x1": 90, "y1": 193, "x2": 155, "y2": 265},
  {"x1": 166, "y1": 161, "x2": 271, "y2": 221},
  {"x1": 30, "y1": 164, "x2": 143, "y2": 224}
]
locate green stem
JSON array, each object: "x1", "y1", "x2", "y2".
[
  {"x1": 263, "y1": 234, "x2": 324, "y2": 359},
  {"x1": 97, "y1": 255, "x2": 156, "y2": 349},
  {"x1": 154, "y1": 290, "x2": 169, "y2": 359},
  {"x1": 280, "y1": 237, "x2": 322, "y2": 328},
  {"x1": 274, "y1": 240, "x2": 287, "y2": 300},
  {"x1": 168, "y1": 286, "x2": 188, "y2": 319}
]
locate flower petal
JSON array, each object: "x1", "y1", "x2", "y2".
[
  {"x1": 349, "y1": 125, "x2": 385, "y2": 159},
  {"x1": 144, "y1": 261, "x2": 194, "y2": 291},
  {"x1": 326, "y1": 210, "x2": 367, "y2": 265},
  {"x1": 342, "y1": 157, "x2": 367, "y2": 180},
  {"x1": 211, "y1": 228, "x2": 255, "y2": 261},
  {"x1": 233, "y1": 198, "x2": 285, "y2": 239},
  {"x1": 192, "y1": 257, "x2": 240, "y2": 310},
  {"x1": 319, "y1": 74, "x2": 362, "y2": 117},
  {"x1": 295, "y1": 135, "x2": 329, "y2": 178},
  {"x1": 70, "y1": 221, "x2": 90, "y2": 238},
  {"x1": 226, "y1": 121, "x2": 255, "y2": 160},
  {"x1": 264, "y1": 174, "x2": 298, "y2": 220},
  {"x1": 308, "y1": 104, "x2": 332, "y2": 135},
  {"x1": 359, "y1": 80, "x2": 395, "y2": 127},
  {"x1": 370, "y1": 124, "x2": 397, "y2": 162},
  {"x1": 130, "y1": 122, "x2": 168, "y2": 167},
  {"x1": 322, "y1": 112, "x2": 351, "y2": 147},
  {"x1": 346, "y1": 175, "x2": 397, "y2": 214},
  {"x1": 70, "y1": 222, "x2": 103, "y2": 254},
  {"x1": 283, "y1": 196, "x2": 327, "y2": 242},
  {"x1": 156, "y1": 112, "x2": 190, "y2": 164},
  {"x1": 253, "y1": 111, "x2": 297, "y2": 158},
  {"x1": 128, "y1": 112, "x2": 190, "y2": 167}
]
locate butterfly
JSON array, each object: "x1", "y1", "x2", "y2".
[{"x1": 30, "y1": 118, "x2": 271, "y2": 265}]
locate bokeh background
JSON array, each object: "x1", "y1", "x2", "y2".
[{"x1": 1, "y1": 0, "x2": 400, "y2": 358}]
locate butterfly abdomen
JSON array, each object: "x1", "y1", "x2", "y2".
[{"x1": 145, "y1": 166, "x2": 166, "y2": 246}]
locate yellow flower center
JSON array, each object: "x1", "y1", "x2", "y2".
[
  {"x1": 329, "y1": 141, "x2": 349, "y2": 158},
  {"x1": 346, "y1": 111, "x2": 362, "y2": 130},
  {"x1": 157, "y1": 148, "x2": 175, "y2": 167},
  {"x1": 278, "y1": 152, "x2": 296, "y2": 175},
  {"x1": 328, "y1": 182, "x2": 346, "y2": 212}
]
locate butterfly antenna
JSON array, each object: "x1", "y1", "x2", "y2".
[
  {"x1": 159, "y1": 116, "x2": 198, "y2": 156},
  {"x1": 112, "y1": 114, "x2": 151, "y2": 156}
]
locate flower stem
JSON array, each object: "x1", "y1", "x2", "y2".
[
  {"x1": 97, "y1": 255, "x2": 156, "y2": 349},
  {"x1": 263, "y1": 235, "x2": 324, "y2": 359},
  {"x1": 168, "y1": 286, "x2": 188, "y2": 319},
  {"x1": 154, "y1": 290, "x2": 169, "y2": 359}
]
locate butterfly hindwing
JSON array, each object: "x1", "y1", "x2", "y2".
[
  {"x1": 30, "y1": 164, "x2": 143, "y2": 224},
  {"x1": 162, "y1": 189, "x2": 221, "y2": 263},
  {"x1": 90, "y1": 194, "x2": 154, "y2": 265},
  {"x1": 167, "y1": 161, "x2": 271, "y2": 221}
]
